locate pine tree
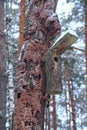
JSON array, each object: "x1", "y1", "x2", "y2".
[
  {"x1": 13, "y1": 0, "x2": 61, "y2": 130},
  {"x1": 65, "y1": 70, "x2": 77, "y2": 130},
  {"x1": 52, "y1": 95, "x2": 57, "y2": 130},
  {"x1": 19, "y1": 0, "x2": 26, "y2": 53}
]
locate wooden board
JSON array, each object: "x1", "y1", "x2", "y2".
[{"x1": 50, "y1": 30, "x2": 78, "y2": 54}]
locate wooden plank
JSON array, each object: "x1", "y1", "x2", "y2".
[
  {"x1": 50, "y1": 30, "x2": 78, "y2": 54},
  {"x1": 45, "y1": 51, "x2": 62, "y2": 94}
]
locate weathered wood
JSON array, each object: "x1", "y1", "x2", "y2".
[
  {"x1": 51, "y1": 30, "x2": 78, "y2": 54},
  {"x1": 45, "y1": 50, "x2": 62, "y2": 94},
  {"x1": 45, "y1": 30, "x2": 78, "y2": 94}
]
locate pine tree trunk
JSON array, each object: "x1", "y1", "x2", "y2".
[
  {"x1": 13, "y1": 0, "x2": 61, "y2": 130},
  {"x1": 52, "y1": 95, "x2": 57, "y2": 130},
  {"x1": 65, "y1": 70, "x2": 77, "y2": 130},
  {"x1": 19, "y1": 0, "x2": 26, "y2": 52},
  {"x1": 0, "y1": 0, "x2": 6, "y2": 129},
  {"x1": 67, "y1": 79, "x2": 77, "y2": 130}
]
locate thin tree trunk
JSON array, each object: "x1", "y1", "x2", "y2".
[
  {"x1": 65, "y1": 85, "x2": 70, "y2": 130},
  {"x1": 65, "y1": 69, "x2": 77, "y2": 130},
  {"x1": 19, "y1": 0, "x2": 26, "y2": 52},
  {"x1": 67, "y1": 78, "x2": 76, "y2": 130},
  {"x1": 47, "y1": 107, "x2": 50, "y2": 130},
  {"x1": 44, "y1": 103, "x2": 50, "y2": 130},
  {"x1": 13, "y1": 0, "x2": 61, "y2": 130},
  {"x1": 65, "y1": 84, "x2": 71, "y2": 130},
  {"x1": 0, "y1": 0, "x2": 6, "y2": 129},
  {"x1": 84, "y1": 0, "x2": 87, "y2": 103},
  {"x1": 69, "y1": 93, "x2": 72, "y2": 130},
  {"x1": 52, "y1": 95, "x2": 57, "y2": 130},
  {"x1": 45, "y1": 107, "x2": 48, "y2": 130}
]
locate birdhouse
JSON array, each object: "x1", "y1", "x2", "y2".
[
  {"x1": 45, "y1": 50, "x2": 62, "y2": 94},
  {"x1": 45, "y1": 30, "x2": 78, "y2": 95}
]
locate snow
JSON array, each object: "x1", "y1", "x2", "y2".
[
  {"x1": 12, "y1": 4, "x2": 18, "y2": 9},
  {"x1": 56, "y1": 0, "x2": 85, "y2": 50},
  {"x1": 66, "y1": 29, "x2": 78, "y2": 37},
  {"x1": 68, "y1": 21, "x2": 85, "y2": 30},
  {"x1": 56, "y1": 0, "x2": 75, "y2": 19}
]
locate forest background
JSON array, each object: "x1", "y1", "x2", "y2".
[{"x1": 0, "y1": 0, "x2": 86, "y2": 130}]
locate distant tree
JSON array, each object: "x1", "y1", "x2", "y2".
[
  {"x1": 84, "y1": 0, "x2": 87, "y2": 103},
  {"x1": 0, "y1": 0, "x2": 6, "y2": 129},
  {"x1": 65, "y1": 70, "x2": 77, "y2": 130},
  {"x1": 4, "y1": 0, "x2": 20, "y2": 129},
  {"x1": 47, "y1": 107, "x2": 50, "y2": 130},
  {"x1": 84, "y1": 1, "x2": 87, "y2": 127},
  {"x1": 52, "y1": 95, "x2": 57, "y2": 130}
]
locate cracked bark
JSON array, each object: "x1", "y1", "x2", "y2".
[{"x1": 13, "y1": 0, "x2": 61, "y2": 130}]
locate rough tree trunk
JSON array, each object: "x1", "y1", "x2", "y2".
[
  {"x1": 0, "y1": 0, "x2": 6, "y2": 129},
  {"x1": 13, "y1": 0, "x2": 61, "y2": 130}
]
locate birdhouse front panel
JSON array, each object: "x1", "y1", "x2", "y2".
[{"x1": 45, "y1": 50, "x2": 62, "y2": 94}]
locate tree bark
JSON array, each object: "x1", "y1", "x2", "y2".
[
  {"x1": 19, "y1": 0, "x2": 26, "y2": 53},
  {"x1": 13, "y1": 0, "x2": 61, "y2": 130},
  {"x1": 0, "y1": 0, "x2": 6, "y2": 129}
]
